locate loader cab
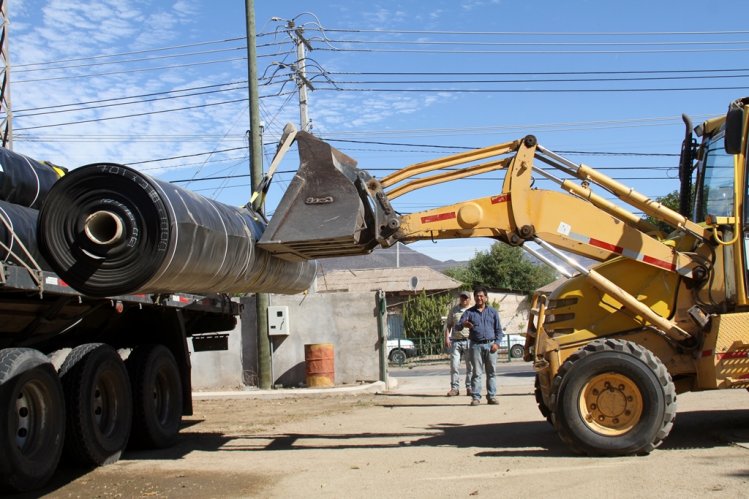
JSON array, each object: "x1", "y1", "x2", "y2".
[{"x1": 692, "y1": 100, "x2": 749, "y2": 305}]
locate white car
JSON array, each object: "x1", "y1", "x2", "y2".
[
  {"x1": 386, "y1": 338, "x2": 417, "y2": 364},
  {"x1": 502, "y1": 334, "x2": 526, "y2": 359}
]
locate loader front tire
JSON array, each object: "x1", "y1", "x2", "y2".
[{"x1": 551, "y1": 338, "x2": 676, "y2": 456}]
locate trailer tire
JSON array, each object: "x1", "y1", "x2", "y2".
[
  {"x1": 59, "y1": 343, "x2": 132, "y2": 466},
  {"x1": 0, "y1": 348, "x2": 65, "y2": 492},
  {"x1": 551, "y1": 338, "x2": 676, "y2": 456},
  {"x1": 126, "y1": 344, "x2": 182, "y2": 449}
]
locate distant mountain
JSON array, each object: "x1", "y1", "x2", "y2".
[
  {"x1": 314, "y1": 241, "x2": 596, "y2": 276},
  {"x1": 525, "y1": 246, "x2": 597, "y2": 273},
  {"x1": 316, "y1": 243, "x2": 466, "y2": 274}
]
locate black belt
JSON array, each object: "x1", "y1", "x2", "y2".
[
  {"x1": 472, "y1": 339, "x2": 494, "y2": 344},
  {"x1": 451, "y1": 338, "x2": 468, "y2": 341}
]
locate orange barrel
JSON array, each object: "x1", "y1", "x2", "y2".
[{"x1": 304, "y1": 343, "x2": 335, "y2": 388}]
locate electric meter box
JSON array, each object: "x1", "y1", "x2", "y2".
[{"x1": 267, "y1": 305, "x2": 290, "y2": 336}]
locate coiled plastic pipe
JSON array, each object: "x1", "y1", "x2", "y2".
[
  {"x1": 38, "y1": 163, "x2": 317, "y2": 297},
  {"x1": 0, "y1": 147, "x2": 65, "y2": 208},
  {"x1": 0, "y1": 200, "x2": 50, "y2": 270}
]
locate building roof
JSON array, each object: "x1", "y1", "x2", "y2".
[
  {"x1": 315, "y1": 266, "x2": 461, "y2": 293},
  {"x1": 536, "y1": 275, "x2": 569, "y2": 294}
]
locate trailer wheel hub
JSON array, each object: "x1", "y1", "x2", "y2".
[{"x1": 579, "y1": 372, "x2": 643, "y2": 436}]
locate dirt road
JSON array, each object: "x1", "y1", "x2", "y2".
[{"x1": 24, "y1": 362, "x2": 749, "y2": 498}]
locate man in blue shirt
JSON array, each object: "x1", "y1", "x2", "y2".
[{"x1": 458, "y1": 286, "x2": 503, "y2": 406}]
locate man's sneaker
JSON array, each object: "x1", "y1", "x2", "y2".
[
  {"x1": 470, "y1": 399, "x2": 480, "y2": 406},
  {"x1": 466, "y1": 387, "x2": 473, "y2": 396},
  {"x1": 487, "y1": 397, "x2": 499, "y2": 405},
  {"x1": 446, "y1": 389, "x2": 459, "y2": 397}
]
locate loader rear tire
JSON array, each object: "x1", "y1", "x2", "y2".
[{"x1": 551, "y1": 338, "x2": 676, "y2": 456}]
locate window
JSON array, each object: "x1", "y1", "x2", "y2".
[{"x1": 696, "y1": 132, "x2": 735, "y2": 222}]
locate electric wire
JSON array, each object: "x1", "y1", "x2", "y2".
[
  {"x1": 13, "y1": 51, "x2": 293, "y2": 84},
  {"x1": 318, "y1": 28, "x2": 749, "y2": 36}
]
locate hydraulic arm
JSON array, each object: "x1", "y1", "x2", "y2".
[{"x1": 258, "y1": 127, "x2": 716, "y2": 341}]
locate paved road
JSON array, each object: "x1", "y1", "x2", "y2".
[{"x1": 391, "y1": 359, "x2": 533, "y2": 394}]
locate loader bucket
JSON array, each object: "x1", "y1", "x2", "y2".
[{"x1": 258, "y1": 131, "x2": 380, "y2": 262}]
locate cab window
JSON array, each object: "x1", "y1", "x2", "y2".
[{"x1": 696, "y1": 132, "x2": 734, "y2": 222}]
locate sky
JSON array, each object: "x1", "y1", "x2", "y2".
[{"x1": 5, "y1": 0, "x2": 749, "y2": 263}]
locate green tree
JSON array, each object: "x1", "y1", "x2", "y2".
[
  {"x1": 444, "y1": 242, "x2": 556, "y2": 292},
  {"x1": 642, "y1": 190, "x2": 681, "y2": 235},
  {"x1": 402, "y1": 291, "x2": 451, "y2": 346}
]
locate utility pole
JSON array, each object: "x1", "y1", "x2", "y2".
[
  {"x1": 287, "y1": 20, "x2": 313, "y2": 132},
  {"x1": 245, "y1": 0, "x2": 271, "y2": 390},
  {"x1": 0, "y1": 0, "x2": 12, "y2": 149}
]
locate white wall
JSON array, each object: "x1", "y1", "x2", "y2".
[{"x1": 240, "y1": 292, "x2": 382, "y2": 388}]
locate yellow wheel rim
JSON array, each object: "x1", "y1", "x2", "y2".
[{"x1": 579, "y1": 372, "x2": 643, "y2": 436}]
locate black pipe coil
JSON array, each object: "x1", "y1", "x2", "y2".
[
  {"x1": 38, "y1": 163, "x2": 317, "y2": 297},
  {"x1": 0, "y1": 200, "x2": 51, "y2": 270},
  {"x1": 0, "y1": 147, "x2": 65, "y2": 209}
]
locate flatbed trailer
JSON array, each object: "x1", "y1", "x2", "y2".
[{"x1": 0, "y1": 259, "x2": 240, "y2": 492}]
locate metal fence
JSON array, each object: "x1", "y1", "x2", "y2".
[
  {"x1": 388, "y1": 313, "x2": 524, "y2": 362},
  {"x1": 412, "y1": 336, "x2": 521, "y2": 361}
]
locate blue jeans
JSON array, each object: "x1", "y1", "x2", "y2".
[
  {"x1": 449, "y1": 339, "x2": 472, "y2": 390},
  {"x1": 470, "y1": 342, "x2": 497, "y2": 400}
]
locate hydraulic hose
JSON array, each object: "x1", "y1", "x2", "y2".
[{"x1": 38, "y1": 163, "x2": 317, "y2": 297}]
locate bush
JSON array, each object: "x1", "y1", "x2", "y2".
[{"x1": 402, "y1": 291, "x2": 451, "y2": 349}]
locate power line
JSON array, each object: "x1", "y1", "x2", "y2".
[
  {"x1": 14, "y1": 84, "x2": 248, "y2": 118},
  {"x1": 14, "y1": 81, "x2": 247, "y2": 112},
  {"x1": 13, "y1": 46, "x2": 248, "y2": 73},
  {"x1": 317, "y1": 46, "x2": 749, "y2": 55},
  {"x1": 325, "y1": 73, "x2": 749, "y2": 85},
  {"x1": 13, "y1": 52, "x2": 292, "y2": 84},
  {"x1": 321, "y1": 37, "x2": 749, "y2": 48},
  {"x1": 124, "y1": 147, "x2": 247, "y2": 166},
  {"x1": 329, "y1": 67, "x2": 749, "y2": 76},
  {"x1": 319, "y1": 28, "x2": 749, "y2": 36},
  {"x1": 320, "y1": 137, "x2": 680, "y2": 156},
  {"x1": 14, "y1": 36, "x2": 246, "y2": 68},
  {"x1": 310, "y1": 84, "x2": 749, "y2": 93},
  {"x1": 14, "y1": 98, "x2": 248, "y2": 131}
]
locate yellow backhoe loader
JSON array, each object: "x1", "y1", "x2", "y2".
[{"x1": 257, "y1": 97, "x2": 749, "y2": 456}]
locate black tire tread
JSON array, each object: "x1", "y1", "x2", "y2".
[
  {"x1": 59, "y1": 343, "x2": 132, "y2": 466},
  {"x1": 127, "y1": 344, "x2": 182, "y2": 449},
  {"x1": 0, "y1": 348, "x2": 65, "y2": 492},
  {"x1": 549, "y1": 338, "x2": 676, "y2": 456},
  {"x1": 389, "y1": 349, "x2": 407, "y2": 363},
  {"x1": 534, "y1": 374, "x2": 553, "y2": 424}
]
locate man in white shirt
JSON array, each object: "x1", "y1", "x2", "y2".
[{"x1": 445, "y1": 291, "x2": 473, "y2": 396}]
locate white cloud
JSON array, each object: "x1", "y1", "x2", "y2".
[{"x1": 7, "y1": 0, "x2": 239, "y2": 178}]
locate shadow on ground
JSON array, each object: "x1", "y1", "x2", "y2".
[
  {"x1": 104, "y1": 407, "x2": 749, "y2": 464},
  {"x1": 17, "y1": 399, "x2": 748, "y2": 497}
]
